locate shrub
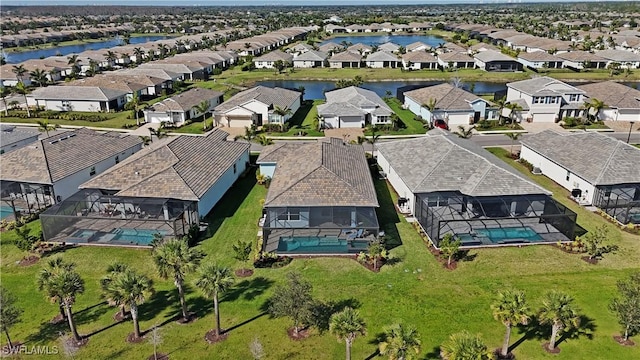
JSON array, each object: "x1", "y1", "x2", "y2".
[
  {"x1": 253, "y1": 252, "x2": 292, "y2": 268},
  {"x1": 518, "y1": 158, "x2": 534, "y2": 172}
]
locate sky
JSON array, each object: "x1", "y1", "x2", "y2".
[{"x1": 0, "y1": 0, "x2": 621, "y2": 6}]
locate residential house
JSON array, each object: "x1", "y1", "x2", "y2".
[
  {"x1": 376, "y1": 130, "x2": 578, "y2": 247},
  {"x1": 556, "y1": 51, "x2": 608, "y2": 70},
  {"x1": 318, "y1": 42, "x2": 342, "y2": 54},
  {"x1": 214, "y1": 86, "x2": 301, "y2": 128},
  {"x1": 0, "y1": 125, "x2": 40, "y2": 155},
  {"x1": 517, "y1": 51, "x2": 564, "y2": 70},
  {"x1": 257, "y1": 138, "x2": 379, "y2": 254},
  {"x1": 40, "y1": 131, "x2": 251, "y2": 245},
  {"x1": 576, "y1": 81, "x2": 640, "y2": 121},
  {"x1": 506, "y1": 76, "x2": 586, "y2": 122},
  {"x1": 378, "y1": 42, "x2": 401, "y2": 53},
  {"x1": 347, "y1": 43, "x2": 373, "y2": 55},
  {"x1": 520, "y1": 130, "x2": 640, "y2": 224},
  {"x1": 406, "y1": 41, "x2": 431, "y2": 52},
  {"x1": 144, "y1": 88, "x2": 223, "y2": 127},
  {"x1": 64, "y1": 76, "x2": 148, "y2": 102},
  {"x1": 27, "y1": 86, "x2": 128, "y2": 112},
  {"x1": 139, "y1": 62, "x2": 207, "y2": 81},
  {"x1": 403, "y1": 83, "x2": 496, "y2": 127},
  {"x1": 365, "y1": 51, "x2": 400, "y2": 68},
  {"x1": 115, "y1": 68, "x2": 181, "y2": 91},
  {"x1": 107, "y1": 73, "x2": 166, "y2": 97},
  {"x1": 325, "y1": 24, "x2": 348, "y2": 34},
  {"x1": 293, "y1": 50, "x2": 328, "y2": 68},
  {"x1": 401, "y1": 51, "x2": 439, "y2": 70},
  {"x1": 474, "y1": 50, "x2": 523, "y2": 72},
  {"x1": 594, "y1": 49, "x2": 640, "y2": 69},
  {"x1": 253, "y1": 50, "x2": 293, "y2": 69},
  {"x1": 317, "y1": 86, "x2": 394, "y2": 129},
  {"x1": 328, "y1": 51, "x2": 363, "y2": 68},
  {"x1": 0, "y1": 128, "x2": 142, "y2": 216},
  {"x1": 0, "y1": 65, "x2": 32, "y2": 87},
  {"x1": 437, "y1": 52, "x2": 475, "y2": 69},
  {"x1": 288, "y1": 43, "x2": 314, "y2": 56}
]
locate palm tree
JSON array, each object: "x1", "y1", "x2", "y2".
[
  {"x1": 29, "y1": 68, "x2": 48, "y2": 87},
  {"x1": 234, "y1": 124, "x2": 257, "y2": 142},
  {"x1": 194, "y1": 263, "x2": 234, "y2": 337},
  {"x1": 37, "y1": 258, "x2": 74, "y2": 322},
  {"x1": 538, "y1": 291, "x2": 581, "y2": 351},
  {"x1": 139, "y1": 135, "x2": 152, "y2": 146},
  {"x1": 491, "y1": 290, "x2": 530, "y2": 357},
  {"x1": 440, "y1": 331, "x2": 491, "y2": 360},
  {"x1": 504, "y1": 102, "x2": 523, "y2": 127},
  {"x1": 149, "y1": 124, "x2": 168, "y2": 141},
  {"x1": 363, "y1": 125, "x2": 381, "y2": 157},
  {"x1": 329, "y1": 307, "x2": 366, "y2": 360},
  {"x1": 504, "y1": 132, "x2": 522, "y2": 157},
  {"x1": 195, "y1": 100, "x2": 211, "y2": 131},
  {"x1": 378, "y1": 323, "x2": 421, "y2": 360},
  {"x1": 272, "y1": 105, "x2": 293, "y2": 131},
  {"x1": 494, "y1": 96, "x2": 507, "y2": 124},
  {"x1": 454, "y1": 125, "x2": 475, "y2": 139},
  {"x1": 133, "y1": 47, "x2": 145, "y2": 64},
  {"x1": 37, "y1": 119, "x2": 59, "y2": 137},
  {"x1": 11, "y1": 65, "x2": 27, "y2": 83},
  {"x1": 44, "y1": 265, "x2": 85, "y2": 342},
  {"x1": 67, "y1": 54, "x2": 81, "y2": 77},
  {"x1": 583, "y1": 98, "x2": 606, "y2": 123},
  {"x1": 0, "y1": 86, "x2": 11, "y2": 116},
  {"x1": 255, "y1": 134, "x2": 274, "y2": 146},
  {"x1": 103, "y1": 50, "x2": 117, "y2": 67},
  {"x1": 153, "y1": 238, "x2": 204, "y2": 322},
  {"x1": 125, "y1": 93, "x2": 143, "y2": 126},
  {"x1": 14, "y1": 82, "x2": 30, "y2": 118},
  {"x1": 109, "y1": 269, "x2": 154, "y2": 339},
  {"x1": 100, "y1": 262, "x2": 130, "y2": 319}
]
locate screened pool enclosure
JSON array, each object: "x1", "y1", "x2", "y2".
[
  {"x1": 40, "y1": 191, "x2": 199, "y2": 246},
  {"x1": 1, "y1": 180, "x2": 55, "y2": 218},
  {"x1": 414, "y1": 192, "x2": 578, "y2": 247},
  {"x1": 593, "y1": 184, "x2": 640, "y2": 225},
  {"x1": 262, "y1": 206, "x2": 380, "y2": 254}
]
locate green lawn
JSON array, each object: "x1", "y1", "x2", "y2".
[
  {"x1": 365, "y1": 98, "x2": 426, "y2": 135},
  {"x1": 1, "y1": 161, "x2": 639, "y2": 359},
  {"x1": 0, "y1": 111, "x2": 136, "y2": 129},
  {"x1": 270, "y1": 99, "x2": 324, "y2": 137}
]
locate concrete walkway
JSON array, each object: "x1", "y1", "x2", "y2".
[{"x1": 129, "y1": 122, "x2": 160, "y2": 136}]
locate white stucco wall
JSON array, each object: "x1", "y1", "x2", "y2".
[
  {"x1": 377, "y1": 152, "x2": 415, "y2": 213},
  {"x1": 259, "y1": 163, "x2": 276, "y2": 178},
  {"x1": 520, "y1": 145, "x2": 596, "y2": 203},
  {"x1": 197, "y1": 150, "x2": 249, "y2": 216},
  {"x1": 599, "y1": 108, "x2": 640, "y2": 122}
]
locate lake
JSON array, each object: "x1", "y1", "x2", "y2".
[
  {"x1": 257, "y1": 80, "x2": 507, "y2": 100},
  {"x1": 3, "y1": 35, "x2": 172, "y2": 64},
  {"x1": 321, "y1": 34, "x2": 444, "y2": 48}
]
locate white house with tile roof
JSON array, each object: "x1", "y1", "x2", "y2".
[
  {"x1": 506, "y1": 76, "x2": 586, "y2": 122},
  {"x1": 213, "y1": 86, "x2": 301, "y2": 128},
  {"x1": 27, "y1": 86, "x2": 129, "y2": 112},
  {"x1": 317, "y1": 86, "x2": 393, "y2": 128},
  {"x1": 144, "y1": 88, "x2": 223, "y2": 127},
  {"x1": 576, "y1": 81, "x2": 640, "y2": 122}
]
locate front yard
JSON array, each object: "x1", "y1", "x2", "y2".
[{"x1": 1, "y1": 157, "x2": 639, "y2": 359}]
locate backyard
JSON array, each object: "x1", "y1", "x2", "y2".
[{"x1": 1, "y1": 152, "x2": 639, "y2": 359}]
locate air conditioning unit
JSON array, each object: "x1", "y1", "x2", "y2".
[{"x1": 532, "y1": 167, "x2": 542, "y2": 174}]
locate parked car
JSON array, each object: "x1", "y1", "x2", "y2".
[{"x1": 433, "y1": 119, "x2": 449, "y2": 130}]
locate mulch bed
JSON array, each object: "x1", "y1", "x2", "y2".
[
  {"x1": 113, "y1": 311, "x2": 129, "y2": 322},
  {"x1": 234, "y1": 268, "x2": 254, "y2": 278},
  {"x1": 147, "y1": 353, "x2": 169, "y2": 360},
  {"x1": 18, "y1": 255, "x2": 40, "y2": 267},
  {"x1": 553, "y1": 244, "x2": 584, "y2": 255},
  {"x1": 50, "y1": 314, "x2": 65, "y2": 325},
  {"x1": 126, "y1": 332, "x2": 145, "y2": 344},
  {"x1": 542, "y1": 342, "x2": 561, "y2": 354},
  {"x1": 357, "y1": 257, "x2": 387, "y2": 273},
  {"x1": 613, "y1": 335, "x2": 636, "y2": 346},
  {"x1": 204, "y1": 329, "x2": 228, "y2": 344},
  {"x1": 176, "y1": 312, "x2": 197, "y2": 325},
  {"x1": 581, "y1": 256, "x2": 599, "y2": 265},
  {"x1": 493, "y1": 349, "x2": 515, "y2": 360},
  {"x1": 287, "y1": 327, "x2": 310, "y2": 341}
]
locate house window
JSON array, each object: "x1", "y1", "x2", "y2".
[
  {"x1": 277, "y1": 209, "x2": 300, "y2": 221},
  {"x1": 532, "y1": 97, "x2": 542, "y2": 104},
  {"x1": 566, "y1": 170, "x2": 570, "y2": 181},
  {"x1": 115, "y1": 156, "x2": 120, "y2": 164},
  {"x1": 233, "y1": 164, "x2": 237, "y2": 174},
  {"x1": 569, "y1": 94, "x2": 580, "y2": 102},
  {"x1": 90, "y1": 166, "x2": 96, "y2": 176}
]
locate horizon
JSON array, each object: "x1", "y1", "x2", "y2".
[{"x1": 0, "y1": 0, "x2": 624, "y2": 6}]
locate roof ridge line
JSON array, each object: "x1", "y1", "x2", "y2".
[
  {"x1": 464, "y1": 166, "x2": 492, "y2": 195},
  {"x1": 110, "y1": 146, "x2": 180, "y2": 194},
  {"x1": 265, "y1": 159, "x2": 323, "y2": 206},
  {"x1": 414, "y1": 138, "x2": 455, "y2": 191},
  {"x1": 166, "y1": 137, "x2": 200, "y2": 198},
  {"x1": 594, "y1": 139, "x2": 624, "y2": 185},
  {"x1": 39, "y1": 138, "x2": 55, "y2": 184}
]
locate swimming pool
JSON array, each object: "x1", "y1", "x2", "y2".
[
  {"x1": 112, "y1": 228, "x2": 167, "y2": 245},
  {"x1": 0, "y1": 206, "x2": 18, "y2": 220},
  {"x1": 277, "y1": 236, "x2": 371, "y2": 253},
  {"x1": 454, "y1": 226, "x2": 542, "y2": 246}
]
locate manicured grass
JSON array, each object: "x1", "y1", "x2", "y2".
[
  {"x1": 562, "y1": 123, "x2": 611, "y2": 130},
  {"x1": 0, "y1": 111, "x2": 136, "y2": 129},
  {"x1": 270, "y1": 99, "x2": 324, "y2": 137},
  {"x1": 476, "y1": 123, "x2": 525, "y2": 132},
  {"x1": 1, "y1": 165, "x2": 639, "y2": 359},
  {"x1": 364, "y1": 97, "x2": 426, "y2": 135}
]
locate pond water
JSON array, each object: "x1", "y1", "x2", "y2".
[
  {"x1": 3, "y1": 35, "x2": 172, "y2": 64},
  {"x1": 257, "y1": 80, "x2": 507, "y2": 100},
  {"x1": 321, "y1": 34, "x2": 444, "y2": 48}
]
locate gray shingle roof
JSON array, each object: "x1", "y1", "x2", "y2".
[
  {"x1": 149, "y1": 88, "x2": 223, "y2": 112},
  {"x1": 0, "y1": 125, "x2": 39, "y2": 147},
  {"x1": 1, "y1": 128, "x2": 142, "y2": 184},
  {"x1": 577, "y1": 81, "x2": 640, "y2": 109},
  {"x1": 294, "y1": 50, "x2": 327, "y2": 62},
  {"x1": 29, "y1": 86, "x2": 128, "y2": 101},
  {"x1": 402, "y1": 51, "x2": 438, "y2": 63},
  {"x1": 80, "y1": 130, "x2": 248, "y2": 200},
  {"x1": 520, "y1": 130, "x2": 640, "y2": 186},
  {"x1": 254, "y1": 50, "x2": 293, "y2": 63},
  {"x1": 594, "y1": 49, "x2": 640, "y2": 63},
  {"x1": 257, "y1": 138, "x2": 378, "y2": 207},
  {"x1": 404, "y1": 83, "x2": 488, "y2": 111},
  {"x1": 474, "y1": 50, "x2": 517, "y2": 62},
  {"x1": 437, "y1": 52, "x2": 474, "y2": 62},
  {"x1": 329, "y1": 51, "x2": 363, "y2": 62},
  {"x1": 365, "y1": 51, "x2": 400, "y2": 62},
  {"x1": 214, "y1": 86, "x2": 301, "y2": 114},
  {"x1": 507, "y1": 76, "x2": 584, "y2": 96},
  {"x1": 517, "y1": 51, "x2": 564, "y2": 62},
  {"x1": 376, "y1": 131, "x2": 549, "y2": 196},
  {"x1": 318, "y1": 86, "x2": 392, "y2": 117}
]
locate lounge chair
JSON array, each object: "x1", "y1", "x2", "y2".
[{"x1": 347, "y1": 229, "x2": 364, "y2": 240}]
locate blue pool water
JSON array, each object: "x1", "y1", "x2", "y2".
[
  {"x1": 454, "y1": 226, "x2": 542, "y2": 246},
  {"x1": 0, "y1": 206, "x2": 19, "y2": 220},
  {"x1": 277, "y1": 236, "x2": 371, "y2": 253},
  {"x1": 112, "y1": 228, "x2": 166, "y2": 245}
]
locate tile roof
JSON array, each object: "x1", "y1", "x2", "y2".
[
  {"x1": 556, "y1": 51, "x2": 607, "y2": 62},
  {"x1": 29, "y1": 86, "x2": 128, "y2": 101},
  {"x1": 402, "y1": 51, "x2": 438, "y2": 63},
  {"x1": 517, "y1": 51, "x2": 564, "y2": 62},
  {"x1": 65, "y1": 76, "x2": 147, "y2": 93},
  {"x1": 507, "y1": 76, "x2": 584, "y2": 96},
  {"x1": 594, "y1": 49, "x2": 640, "y2": 63},
  {"x1": 214, "y1": 86, "x2": 301, "y2": 114},
  {"x1": 1, "y1": 128, "x2": 142, "y2": 184},
  {"x1": 378, "y1": 42, "x2": 400, "y2": 52},
  {"x1": 294, "y1": 50, "x2": 328, "y2": 62},
  {"x1": 365, "y1": 51, "x2": 400, "y2": 62},
  {"x1": 318, "y1": 86, "x2": 392, "y2": 116},
  {"x1": 254, "y1": 50, "x2": 293, "y2": 63},
  {"x1": 257, "y1": 138, "x2": 378, "y2": 207},
  {"x1": 79, "y1": 130, "x2": 249, "y2": 200},
  {"x1": 521, "y1": 130, "x2": 640, "y2": 185},
  {"x1": 576, "y1": 81, "x2": 640, "y2": 109},
  {"x1": 404, "y1": 83, "x2": 488, "y2": 111},
  {"x1": 329, "y1": 51, "x2": 363, "y2": 62},
  {"x1": 149, "y1": 88, "x2": 223, "y2": 112},
  {"x1": 376, "y1": 131, "x2": 549, "y2": 196},
  {"x1": 474, "y1": 49, "x2": 517, "y2": 62},
  {"x1": 0, "y1": 125, "x2": 39, "y2": 147},
  {"x1": 438, "y1": 51, "x2": 474, "y2": 62}
]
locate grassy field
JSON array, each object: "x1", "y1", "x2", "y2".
[
  {"x1": 272, "y1": 99, "x2": 324, "y2": 137},
  {"x1": 1, "y1": 152, "x2": 639, "y2": 359},
  {"x1": 0, "y1": 111, "x2": 136, "y2": 129}
]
